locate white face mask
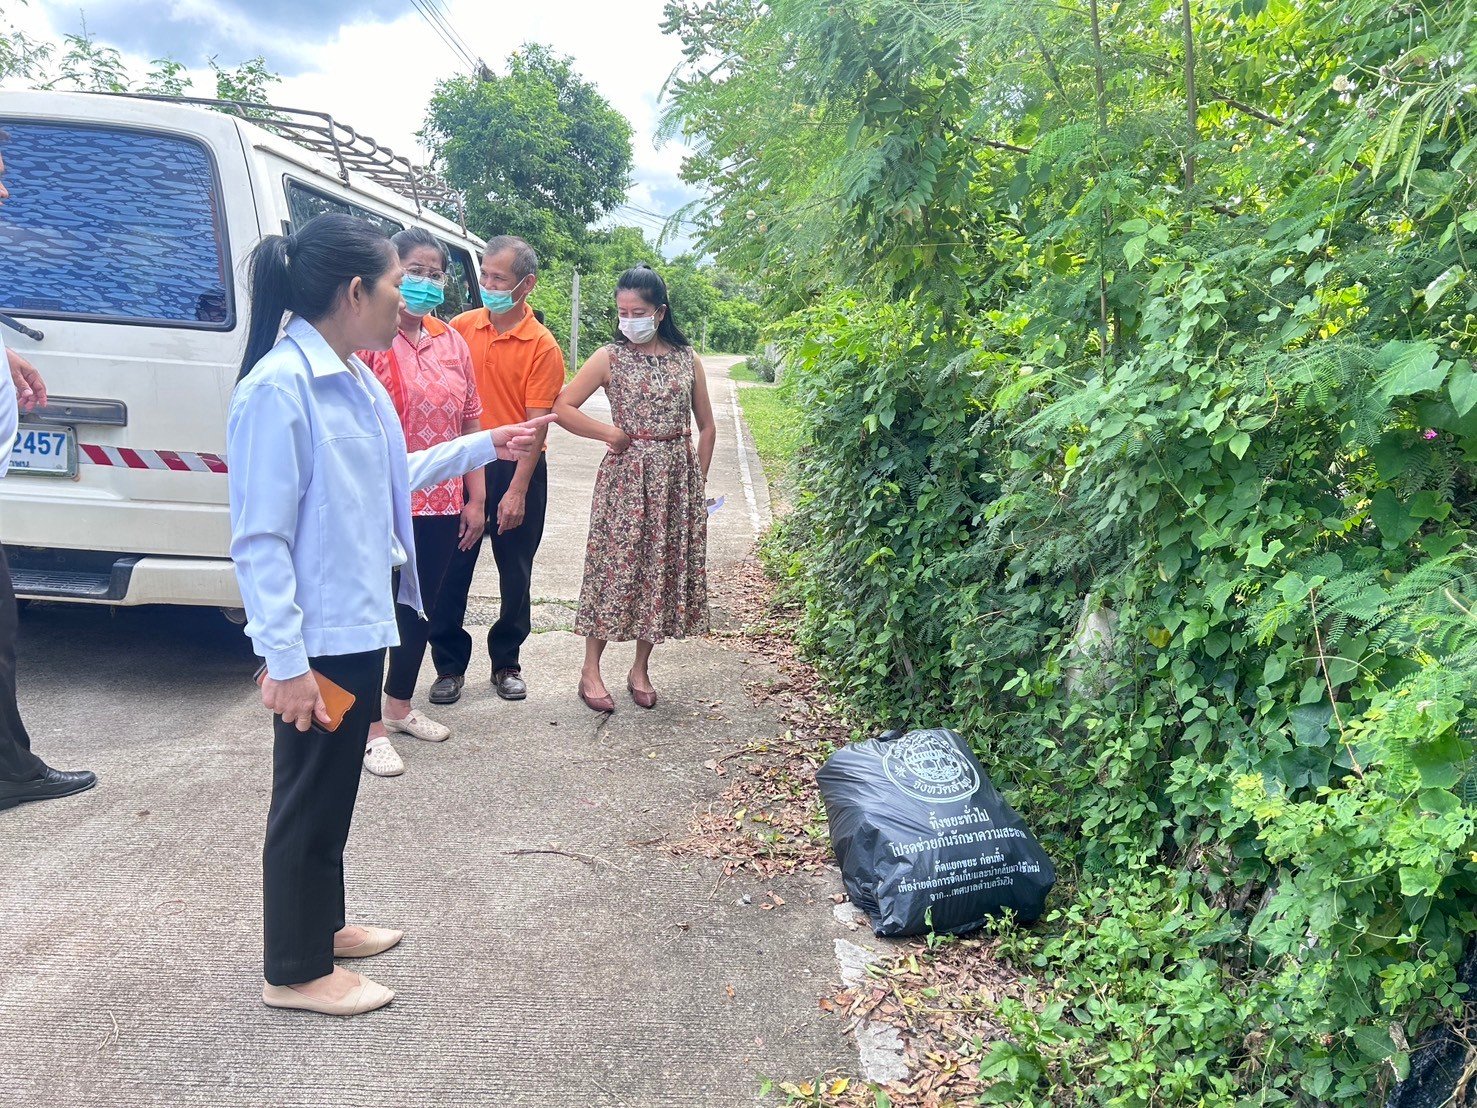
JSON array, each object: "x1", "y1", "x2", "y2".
[{"x1": 619, "y1": 315, "x2": 659, "y2": 344}]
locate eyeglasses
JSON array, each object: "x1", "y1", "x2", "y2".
[{"x1": 403, "y1": 267, "x2": 448, "y2": 286}]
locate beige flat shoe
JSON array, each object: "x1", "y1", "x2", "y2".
[
  {"x1": 334, "y1": 925, "x2": 404, "y2": 959},
  {"x1": 363, "y1": 737, "x2": 405, "y2": 777},
  {"x1": 384, "y1": 709, "x2": 450, "y2": 742},
  {"x1": 262, "y1": 973, "x2": 394, "y2": 1016}
]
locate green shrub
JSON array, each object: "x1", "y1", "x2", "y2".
[
  {"x1": 776, "y1": 272, "x2": 1477, "y2": 1099},
  {"x1": 668, "y1": 0, "x2": 1477, "y2": 1098},
  {"x1": 746, "y1": 347, "x2": 779, "y2": 383}
]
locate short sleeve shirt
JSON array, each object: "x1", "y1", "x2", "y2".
[
  {"x1": 449, "y1": 307, "x2": 565, "y2": 448},
  {"x1": 359, "y1": 316, "x2": 481, "y2": 516}
]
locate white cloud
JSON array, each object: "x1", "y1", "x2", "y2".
[{"x1": 6, "y1": 0, "x2": 703, "y2": 253}]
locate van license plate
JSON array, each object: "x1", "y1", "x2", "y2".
[{"x1": 9, "y1": 423, "x2": 77, "y2": 477}]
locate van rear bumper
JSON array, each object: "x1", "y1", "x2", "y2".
[{"x1": 5, "y1": 546, "x2": 241, "y2": 607}]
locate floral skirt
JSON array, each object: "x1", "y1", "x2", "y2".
[{"x1": 575, "y1": 441, "x2": 709, "y2": 643}]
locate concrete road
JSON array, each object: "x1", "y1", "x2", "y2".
[{"x1": 0, "y1": 355, "x2": 854, "y2": 1107}]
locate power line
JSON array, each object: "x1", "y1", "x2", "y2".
[
  {"x1": 609, "y1": 213, "x2": 670, "y2": 239},
  {"x1": 420, "y1": 0, "x2": 483, "y2": 70},
  {"x1": 408, "y1": 0, "x2": 471, "y2": 69},
  {"x1": 620, "y1": 202, "x2": 677, "y2": 221},
  {"x1": 611, "y1": 203, "x2": 704, "y2": 233},
  {"x1": 617, "y1": 201, "x2": 703, "y2": 229},
  {"x1": 611, "y1": 206, "x2": 669, "y2": 232},
  {"x1": 408, "y1": 0, "x2": 479, "y2": 73},
  {"x1": 414, "y1": 0, "x2": 472, "y2": 61},
  {"x1": 421, "y1": 2, "x2": 478, "y2": 71}
]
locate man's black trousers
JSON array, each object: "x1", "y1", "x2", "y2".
[
  {"x1": 0, "y1": 546, "x2": 46, "y2": 783},
  {"x1": 429, "y1": 456, "x2": 548, "y2": 677}
]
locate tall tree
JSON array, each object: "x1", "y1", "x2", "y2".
[{"x1": 421, "y1": 43, "x2": 634, "y2": 264}]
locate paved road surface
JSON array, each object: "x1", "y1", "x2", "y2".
[{"x1": 0, "y1": 355, "x2": 856, "y2": 1107}]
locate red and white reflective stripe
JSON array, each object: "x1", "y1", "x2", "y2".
[{"x1": 80, "y1": 444, "x2": 228, "y2": 474}]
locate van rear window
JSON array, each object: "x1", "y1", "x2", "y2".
[
  {"x1": 285, "y1": 179, "x2": 403, "y2": 237},
  {"x1": 0, "y1": 121, "x2": 232, "y2": 328}
]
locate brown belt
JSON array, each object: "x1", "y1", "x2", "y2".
[{"x1": 626, "y1": 429, "x2": 691, "y2": 442}]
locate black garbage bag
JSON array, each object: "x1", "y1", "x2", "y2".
[
  {"x1": 1385, "y1": 942, "x2": 1477, "y2": 1108},
  {"x1": 816, "y1": 727, "x2": 1055, "y2": 937}
]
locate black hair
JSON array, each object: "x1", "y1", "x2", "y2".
[
  {"x1": 391, "y1": 226, "x2": 449, "y2": 270},
  {"x1": 484, "y1": 235, "x2": 538, "y2": 280},
  {"x1": 238, "y1": 213, "x2": 395, "y2": 380},
  {"x1": 0, "y1": 127, "x2": 10, "y2": 144},
  {"x1": 614, "y1": 264, "x2": 690, "y2": 348}
]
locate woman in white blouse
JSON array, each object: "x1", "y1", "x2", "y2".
[{"x1": 229, "y1": 213, "x2": 552, "y2": 1016}]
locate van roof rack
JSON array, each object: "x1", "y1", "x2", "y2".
[{"x1": 92, "y1": 92, "x2": 469, "y2": 232}]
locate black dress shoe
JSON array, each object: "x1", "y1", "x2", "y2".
[
  {"x1": 0, "y1": 767, "x2": 98, "y2": 812},
  {"x1": 428, "y1": 674, "x2": 465, "y2": 705},
  {"x1": 493, "y1": 668, "x2": 527, "y2": 701}
]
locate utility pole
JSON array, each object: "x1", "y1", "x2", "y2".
[
  {"x1": 702, "y1": 319, "x2": 709, "y2": 354},
  {"x1": 570, "y1": 270, "x2": 581, "y2": 368}
]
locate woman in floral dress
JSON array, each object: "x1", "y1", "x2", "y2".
[{"x1": 554, "y1": 265, "x2": 716, "y2": 711}]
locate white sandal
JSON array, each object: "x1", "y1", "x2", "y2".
[
  {"x1": 384, "y1": 709, "x2": 451, "y2": 743},
  {"x1": 362, "y1": 737, "x2": 404, "y2": 777}
]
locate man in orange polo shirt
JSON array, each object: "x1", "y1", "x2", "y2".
[{"x1": 428, "y1": 235, "x2": 566, "y2": 703}]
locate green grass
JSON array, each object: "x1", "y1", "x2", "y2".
[
  {"x1": 736, "y1": 380, "x2": 804, "y2": 489},
  {"x1": 727, "y1": 358, "x2": 761, "y2": 383}
]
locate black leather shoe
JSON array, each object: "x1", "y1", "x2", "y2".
[
  {"x1": 428, "y1": 675, "x2": 465, "y2": 705},
  {"x1": 0, "y1": 767, "x2": 98, "y2": 812},
  {"x1": 493, "y1": 668, "x2": 527, "y2": 701}
]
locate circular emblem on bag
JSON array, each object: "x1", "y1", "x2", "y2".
[{"x1": 881, "y1": 731, "x2": 980, "y2": 803}]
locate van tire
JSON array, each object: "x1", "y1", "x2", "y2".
[{"x1": 220, "y1": 607, "x2": 247, "y2": 626}]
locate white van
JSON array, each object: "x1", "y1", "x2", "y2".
[{"x1": 0, "y1": 90, "x2": 486, "y2": 611}]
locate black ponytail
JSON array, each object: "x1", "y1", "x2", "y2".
[
  {"x1": 238, "y1": 213, "x2": 396, "y2": 380},
  {"x1": 615, "y1": 263, "x2": 690, "y2": 349}
]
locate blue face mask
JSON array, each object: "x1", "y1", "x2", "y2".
[
  {"x1": 480, "y1": 275, "x2": 526, "y2": 314},
  {"x1": 401, "y1": 275, "x2": 445, "y2": 316}
]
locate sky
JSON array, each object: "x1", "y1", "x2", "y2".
[{"x1": 4, "y1": 0, "x2": 703, "y2": 253}]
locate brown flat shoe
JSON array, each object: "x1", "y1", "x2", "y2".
[
  {"x1": 627, "y1": 679, "x2": 657, "y2": 710},
  {"x1": 579, "y1": 681, "x2": 615, "y2": 713}
]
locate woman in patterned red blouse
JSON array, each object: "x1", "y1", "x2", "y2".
[{"x1": 355, "y1": 228, "x2": 485, "y2": 777}]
